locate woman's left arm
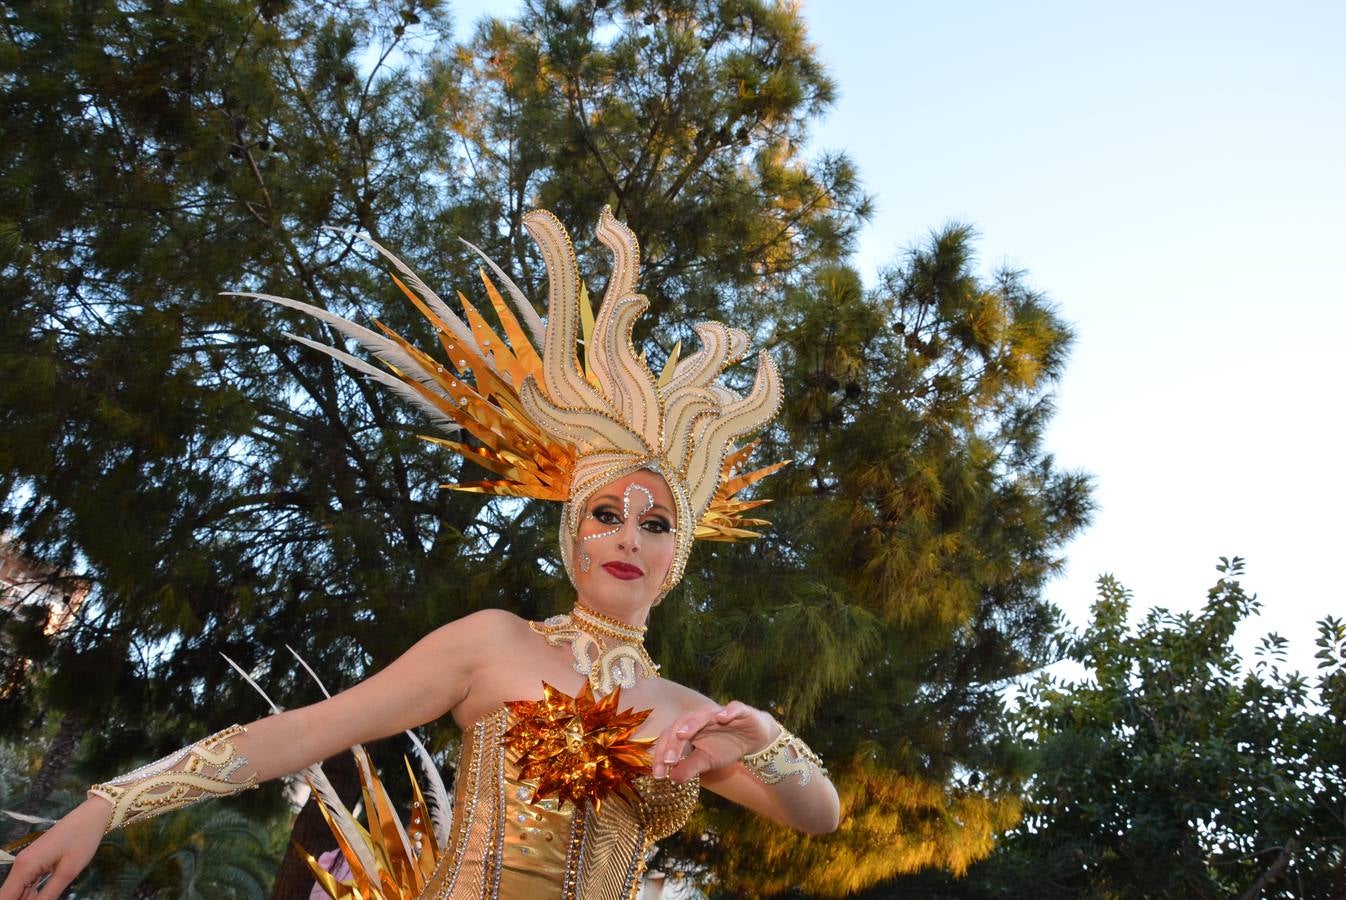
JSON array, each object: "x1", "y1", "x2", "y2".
[{"x1": 650, "y1": 699, "x2": 840, "y2": 835}]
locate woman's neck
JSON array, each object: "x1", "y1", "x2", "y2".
[
  {"x1": 571, "y1": 601, "x2": 648, "y2": 642},
  {"x1": 571, "y1": 598, "x2": 650, "y2": 633},
  {"x1": 533, "y1": 602, "x2": 660, "y2": 696}
]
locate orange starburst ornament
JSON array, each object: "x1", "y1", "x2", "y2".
[{"x1": 504, "y1": 681, "x2": 654, "y2": 814}]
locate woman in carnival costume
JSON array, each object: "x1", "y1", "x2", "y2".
[{"x1": 1, "y1": 208, "x2": 839, "y2": 899}]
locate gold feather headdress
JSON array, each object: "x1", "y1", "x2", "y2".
[{"x1": 232, "y1": 207, "x2": 785, "y2": 592}]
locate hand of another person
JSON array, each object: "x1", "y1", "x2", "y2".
[
  {"x1": 0, "y1": 797, "x2": 109, "y2": 900},
  {"x1": 650, "y1": 700, "x2": 780, "y2": 783}
]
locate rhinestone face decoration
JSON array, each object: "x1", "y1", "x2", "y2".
[{"x1": 578, "y1": 482, "x2": 663, "y2": 573}]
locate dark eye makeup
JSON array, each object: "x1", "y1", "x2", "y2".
[
  {"x1": 588, "y1": 505, "x2": 672, "y2": 534},
  {"x1": 592, "y1": 505, "x2": 622, "y2": 525}
]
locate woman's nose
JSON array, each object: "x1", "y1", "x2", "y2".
[{"x1": 616, "y1": 520, "x2": 641, "y2": 552}]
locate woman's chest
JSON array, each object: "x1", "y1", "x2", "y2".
[{"x1": 452, "y1": 650, "x2": 686, "y2": 741}]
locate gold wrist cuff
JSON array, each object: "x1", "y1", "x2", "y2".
[
  {"x1": 88, "y1": 724, "x2": 258, "y2": 832},
  {"x1": 741, "y1": 723, "x2": 827, "y2": 786}
]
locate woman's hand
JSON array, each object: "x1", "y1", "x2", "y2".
[
  {"x1": 650, "y1": 700, "x2": 780, "y2": 783},
  {"x1": 0, "y1": 797, "x2": 109, "y2": 899}
]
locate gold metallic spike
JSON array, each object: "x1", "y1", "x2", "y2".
[
  {"x1": 388, "y1": 274, "x2": 466, "y2": 373},
  {"x1": 657, "y1": 340, "x2": 682, "y2": 388},
  {"x1": 429, "y1": 440, "x2": 549, "y2": 489},
  {"x1": 361, "y1": 751, "x2": 420, "y2": 893},
  {"x1": 456, "y1": 290, "x2": 526, "y2": 393},
  {"x1": 301, "y1": 845, "x2": 356, "y2": 900},
  {"x1": 479, "y1": 269, "x2": 544, "y2": 385},
  {"x1": 403, "y1": 757, "x2": 439, "y2": 878},
  {"x1": 579, "y1": 281, "x2": 598, "y2": 384},
  {"x1": 306, "y1": 780, "x2": 382, "y2": 898},
  {"x1": 720, "y1": 459, "x2": 790, "y2": 500}
]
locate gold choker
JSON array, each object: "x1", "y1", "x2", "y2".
[
  {"x1": 530, "y1": 605, "x2": 659, "y2": 696},
  {"x1": 571, "y1": 603, "x2": 647, "y2": 643}
]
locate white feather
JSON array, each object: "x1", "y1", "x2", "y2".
[
  {"x1": 280, "y1": 331, "x2": 462, "y2": 437},
  {"x1": 2, "y1": 810, "x2": 55, "y2": 825},
  {"x1": 298, "y1": 762, "x2": 380, "y2": 879},
  {"x1": 326, "y1": 227, "x2": 479, "y2": 354},
  {"x1": 403, "y1": 728, "x2": 453, "y2": 846},
  {"x1": 459, "y1": 236, "x2": 547, "y2": 347},
  {"x1": 226, "y1": 291, "x2": 452, "y2": 403},
  {"x1": 221, "y1": 653, "x2": 283, "y2": 715},
  {"x1": 221, "y1": 654, "x2": 379, "y2": 877},
  {"x1": 286, "y1": 644, "x2": 333, "y2": 698},
  {"x1": 349, "y1": 742, "x2": 417, "y2": 866}
]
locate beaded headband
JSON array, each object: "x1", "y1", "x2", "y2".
[{"x1": 231, "y1": 207, "x2": 785, "y2": 592}]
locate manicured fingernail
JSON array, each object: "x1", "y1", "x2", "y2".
[
  {"x1": 676, "y1": 727, "x2": 688, "y2": 735},
  {"x1": 664, "y1": 754, "x2": 678, "y2": 765}
]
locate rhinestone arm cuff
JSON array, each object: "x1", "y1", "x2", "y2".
[
  {"x1": 741, "y1": 723, "x2": 827, "y2": 787},
  {"x1": 88, "y1": 724, "x2": 259, "y2": 832}
]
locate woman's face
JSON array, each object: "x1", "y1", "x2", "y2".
[{"x1": 571, "y1": 469, "x2": 677, "y2": 621}]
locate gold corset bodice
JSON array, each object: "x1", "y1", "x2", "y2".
[{"x1": 420, "y1": 707, "x2": 700, "y2": 900}]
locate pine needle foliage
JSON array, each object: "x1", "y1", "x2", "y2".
[{"x1": 656, "y1": 234, "x2": 1091, "y2": 894}]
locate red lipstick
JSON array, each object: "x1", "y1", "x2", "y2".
[{"x1": 601, "y1": 561, "x2": 644, "y2": 580}]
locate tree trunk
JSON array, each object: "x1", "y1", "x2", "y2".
[
  {"x1": 6, "y1": 713, "x2": 83, "y2": 843},
  {"x1": 268, "y1": 751, "x2": 361, "y2": 900}
]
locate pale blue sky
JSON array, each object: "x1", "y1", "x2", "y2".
[
  {"x1": 449, "y1": 1, "x2": 1346, "y2": 671},
  {"x1": 800, "y1": 1, "x2": 1345, "y2": 671}
]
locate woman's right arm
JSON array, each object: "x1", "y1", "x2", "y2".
[{"x1": 0, "y1": 608, "x2": 512, "y2": 899}]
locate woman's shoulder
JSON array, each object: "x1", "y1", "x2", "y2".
[
  {"x1": 650, "y1": 673, "x2": 716, "y2": 715},
  {"x1": 456, "y1": 607, "x2": 530, "y2": 630},
  {"x1": 421, "y1": 608, "x2": 531, "y2": 651}
]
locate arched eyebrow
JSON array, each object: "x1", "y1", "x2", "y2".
[{"x1": 590, "y1": 494, "x2": 674, "y2": 517}]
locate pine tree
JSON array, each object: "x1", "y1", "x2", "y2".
[
  {"x1": 653, "y1": 231, "x2": 1090, "y2": 895},
  {"x1": 1, "y1": 0, "x2": 474, "y2": 846}
]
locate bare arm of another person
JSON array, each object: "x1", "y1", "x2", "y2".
[{"x1": 0, "y1": 608, "x2": 512, "y2": 899}]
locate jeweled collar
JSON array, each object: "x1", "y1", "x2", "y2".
[{"x1": 530, "y1": 603, "x2": 659, "y2": 697}]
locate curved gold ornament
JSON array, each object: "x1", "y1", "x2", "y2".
[
  {"x1": 531, "y1": 611, "x2": 660, "y2": 696},
  {"x1": 88, "y1": 725, "x2": 259, "y2": 832},
  {"x1": 741, "y1": 724, "x2": 828, "y2": 787}
]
